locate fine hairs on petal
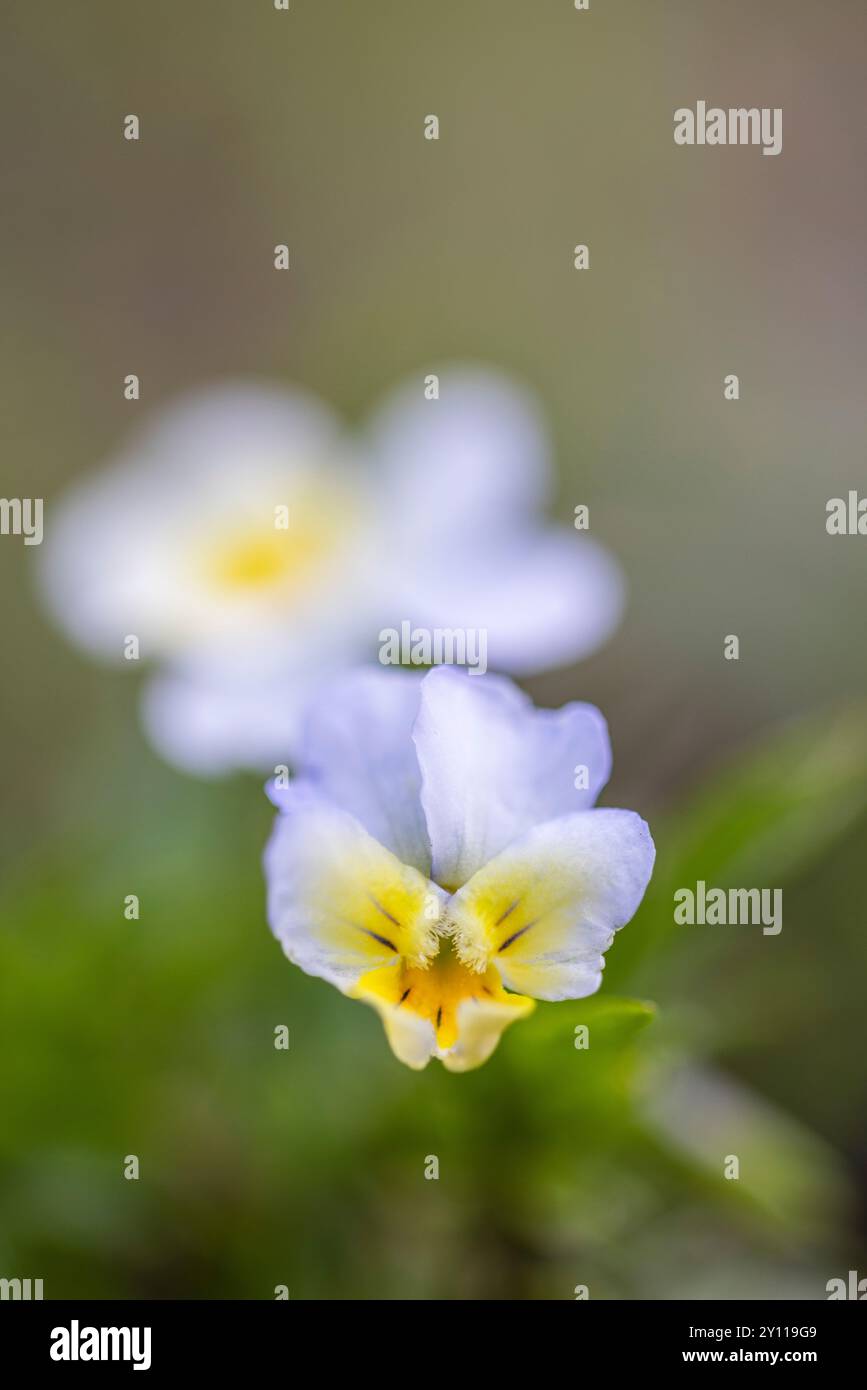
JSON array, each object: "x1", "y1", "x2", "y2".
[
  {"x1": 408, "y1": 891, "x2": 448, "y2": 968},
  {"x1": 441, "y1": 914, "x2": 490, "y2": 974}
]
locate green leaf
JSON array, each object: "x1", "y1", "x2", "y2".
[
  {"x1": 519, "y1": 993, "x2": 657, "y2": 1050},
  {"x1": 608, "y1": 703, "x2": 867, "y2": 984},
  {"x1": 499, "y1": 994, "x2": 658, "y2": 1140}
]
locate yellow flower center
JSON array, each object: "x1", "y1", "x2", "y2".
[
  {"x1": 357, "y1": 936, "x2": 516, "y2": 1050},
  {"x1": 207, "y1": 529, "x2": 313, "y2": 591},
  {"x1": 199, "y1": 484, "x2": 357, "y2": 597}
]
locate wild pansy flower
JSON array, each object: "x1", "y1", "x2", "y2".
[
  {"x1": 264, "y1": 667, "x2": 655, "y2": 1072},
  {"x1": 38, "y1": 369, "x2": 623, "y2": 774}
]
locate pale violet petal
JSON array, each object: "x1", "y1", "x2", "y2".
[
  {"x1": 366, "y1": 365, "x2": 552, "y2": 545},
  {"x1": 448, "y1": 809, "x2": 656, "y2": 1000},
  {"x1": 264, "y1": 787, "x2": 444, "y2": 992},
  {"x1": 412, "y1": 666, "x2": 612, "y2": 889},
  {"x1": 140, "y1": 663, "x2": 320, "y2": 776},
  {"x1": 139, "y1": 590, "x2": 376, "y2": 775},
  {"x1": 272, "y1": 667, "x2": 430, "y2": 875},
  {"x1": 378, "y1": 526, "x2": 624, "y2": 677}
]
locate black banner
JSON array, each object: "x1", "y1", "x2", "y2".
[{"x1": 1, "y1": 1300, "x2": 863, "y2": 1374}]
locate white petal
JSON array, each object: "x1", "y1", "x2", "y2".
[
  {"x1": 272, "y1": 667, "x2": 430, "y2": 874},
  {"x1": 439, "y1": 994, "x2": 535, "y2": 1073},
  {"x1": 135, "y1": 381, "x2": 343, "y2": 480},
  {"x1": 264, "y1": 789, "x2": 445, "y2": 992},
  {"x1": 379, "y1": 1005, "x2": 439, "y2": 1071},
  {"x1": 139, "y1": 619, "x2": 371, "y2": 775},
  {"x1": 350, "y1": 973, "x2": 439, "y2": 1071},
  {"x1": 140, "y1": 664, "x2": 320, "y2": 777},
  {"x1": 448, "y1": 809, "x2": 656, "y2": 999},
  {"x1": 38, "y1": 381, "x2": 368, "y2": 659},
  {"x1": 413, "y1": 667, "x2": 612, "y2": 889},
  {"x1": 366, "y1": 364, "x2": 551, "y2": 545}
]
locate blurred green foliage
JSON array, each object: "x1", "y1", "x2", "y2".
[{"x1": 2, "y1": 702, "x2": 865, "y2": 1299}]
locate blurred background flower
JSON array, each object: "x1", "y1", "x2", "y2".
[
  {"x1": 1, "y1": 0, "x2": 866, "y2": 1300},
  {"x1": 38, "y1": 369, "x2": 622, "y2": 773}
]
